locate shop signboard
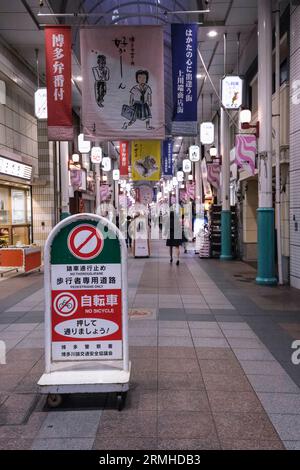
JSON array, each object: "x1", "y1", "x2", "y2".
[
  {"x1": 91, "y1": 146, "x2": 102, "y2": 164},
  {"x1": 119, "y1": 141, "x2": 129, "y2": 177},
  {"x1": 45, "y1": 215, "x2": 127, "y2": 362},
  {"x1": 80, "y1": 26, "x2": 165, "y2": 141},
  {"x1": 45, "y1": 26, "x2": 73, "y2": 141},
  {"x1": 171, "y1": 24, "x2": 197, "y2": 136},
  {"x1": 200, "y1": 122, "x2": 214, "y2": 145},
  {"x1": 0, "y1": 156, "x2": 32, "y2": 181},
  {"x1": 221, "y1": 76, "x2": 243, "y2": 110},
  {"x1": 189, "y1": 145, "x2": 200, "y2": 162},
  {"x1": 34, "y1": 88, "x2": 48, "y2": 120}
]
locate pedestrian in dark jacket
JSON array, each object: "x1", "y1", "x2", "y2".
[{"x1": 166, "y1": 207, "x2": 182, "y2": 265}]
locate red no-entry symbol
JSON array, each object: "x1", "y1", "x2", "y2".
[
  {"x1": 54, "y1": 292, "x2": 78, "y2": 317},
  {"x1": 68, "y1": 224, "x2": 103, "y2": 260}
]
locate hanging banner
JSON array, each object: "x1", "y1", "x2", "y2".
[
  {"x1": 119, "y1": 141, "x2": 129, "y2": 177},
  {"x1": 45, "y1": 26, "x2": 73, "y2": 141},
  {"x1": 162, "y1": 140, "x2": 173, "y2": 176},
  {"x1": 207, "y1": 162, "x2": 221, "y2": 189},
  {"x1": 100, "y1": 184, "x2": 113, "y2": 202},
  {"x1": 138, "y1": 184, "x2": 154, "y2": 205},
  {"x1": 235, "y1": 134, "x2": 256, "y2": 175},
  {"x1": 80, "y1": 26, "x2": 165, "y2": 141},
  {"x1": 131, "y1": 140, "x2": 161, "y2": 181},
  {"x1": 180, "y1": 182, "x2": 195, "y2": 203},
  {"x1": 171, "y1": 24, "x2": 197, "y2": 136},
  {"x1": 201, "y1": 158, "x2": 213, "y2": 198}
]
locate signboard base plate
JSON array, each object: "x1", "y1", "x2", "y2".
[{"x1": 38, "y1": 360, "x2": 131, "y2": 394}]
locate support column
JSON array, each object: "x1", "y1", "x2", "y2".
[
  {"x1": 59, "y1": 141, "x2": 70, "y2": 220},
  {"x1": 220, "y1": 107, "x2": 232, "y2": 260},
  {"x1": 256, "y1": 0, "x2": 277, "y2": 285}
]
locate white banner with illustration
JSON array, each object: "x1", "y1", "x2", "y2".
[{"x1": 80, "y1": 26, "x2": 165, "y2": 141}]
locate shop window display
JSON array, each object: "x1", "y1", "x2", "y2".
[{"x1": 0, "y1": 186, "x2": 31, "y2": 246}]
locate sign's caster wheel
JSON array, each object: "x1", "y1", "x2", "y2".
[
  {"x1": 116, "y1": 392, "x2": 127, "y2": 411},
  {"x1": 47, "y1": 393, "x2": 63, "y2": 408}
]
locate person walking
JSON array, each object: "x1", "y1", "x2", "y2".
[{"x1": 166, "y1": 206, "x2": 182, "y2": 265}]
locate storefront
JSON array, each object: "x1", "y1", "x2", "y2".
[{"x1": 0, "y1": 155, "x2": 33, "y2": 247}]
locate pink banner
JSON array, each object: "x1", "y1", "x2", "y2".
[
  {"x1": 207, "y1": 163, "x2": 221, "y2": 189},
  {"x1": 235, "y1": 134, "x2": 256, "y2": 175},
  {"x1": 80, "y1": 26, "x2": 165, "y2": 141},
  {"x1": 99, "y1": 184, "x2": 112, "y2": 202}
]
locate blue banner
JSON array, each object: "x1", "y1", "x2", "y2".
[
  {"x1": 162, "y1": 140, "x2": 173, "y2": 176},
  {"x1": 171, "y1": 24, "x2": 197, "y2": 135}
]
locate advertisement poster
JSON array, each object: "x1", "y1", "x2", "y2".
[
  {"x1": 45, "y1": 26, "x2": 73, "y2": 141},
  {"x1": 131, "y1": 140, "x2": 161, "y2": 181},
  {"x1": 80, "y1": 26, "x2": 165, "y2": 141},
  {"x1": 171, "y1": 24, "x2": 197, "y2": 135},
  {"x1": 235, "y1": 134, "x2": 256, "y2": 175}
]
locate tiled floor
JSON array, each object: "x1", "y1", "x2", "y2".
[{"x1": 0, "y1": 241, "x2": 300, "y2": 449}]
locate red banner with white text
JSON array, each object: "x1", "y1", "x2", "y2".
[
  {"x1": 119, "y1": 141, "x2": 129, "y2": 177},
  {"x1": 45, "y1": 26, "x2": 73, "y2": 141}
]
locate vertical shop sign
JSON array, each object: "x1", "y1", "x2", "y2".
[
  {"x1": 119, "y1": 141, "x2": 129, "y2": 177},
  {"x1": 131, "y1": 140, "x2": 161, "y2": 181},
  {"x1": 80, "y1": 26, "x2": 165, "y2": 141},
  {"x1": 47, "y1": 217, "x2": 125, "y2": 361},
  {"x1": 45, "y1": 26, "x2": 73, "y2": 141},
  {"x1": 171, "y1": 24, "x2": 197, "y2": 135},
  {"x1": 162, "y1": 140, "x2": 173, "y2": 176}
]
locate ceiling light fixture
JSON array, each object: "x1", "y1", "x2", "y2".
[{"x1": 207, "y1": 30, "x2": 218, "y2": 38}]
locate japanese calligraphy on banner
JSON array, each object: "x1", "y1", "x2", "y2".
[
  {"x1": 50, "y1": 220, "x2": 123, "y2": 361},
  {"x1": 131, "y1": 140, "x2": 161, "y2": 181},
  {"x1": 119, "y1": 141, "x2": 129, "y2": 177},
  {"x1": 207, "y1": 162, "x2": 221, "y2": 189},
  {"x1": 171, "y1": 24, "x2": 197, "y2": 136},
  {"x1": 80, "y1": 26, "x2": 165, "y2": 141},
  {"x1": 235, "y1": 134, "x2": 256, "y2": 176},
  {"x1": 162, "y1": 140, "x2": 173, "y2": 176},
  {"x1": 45, "y1": 26, "x2": 73, "y2": 141},
  {"x1": 201, "y1": 158, "x2": 213, "y2": 198}
]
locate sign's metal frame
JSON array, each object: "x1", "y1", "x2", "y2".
[{"x1": 38, "y1": 213, "x2": 130, "y2": 410}]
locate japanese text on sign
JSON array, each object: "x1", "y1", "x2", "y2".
[{"x1": 52, "y1": 33, "x2": 66, "y2": 102}]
